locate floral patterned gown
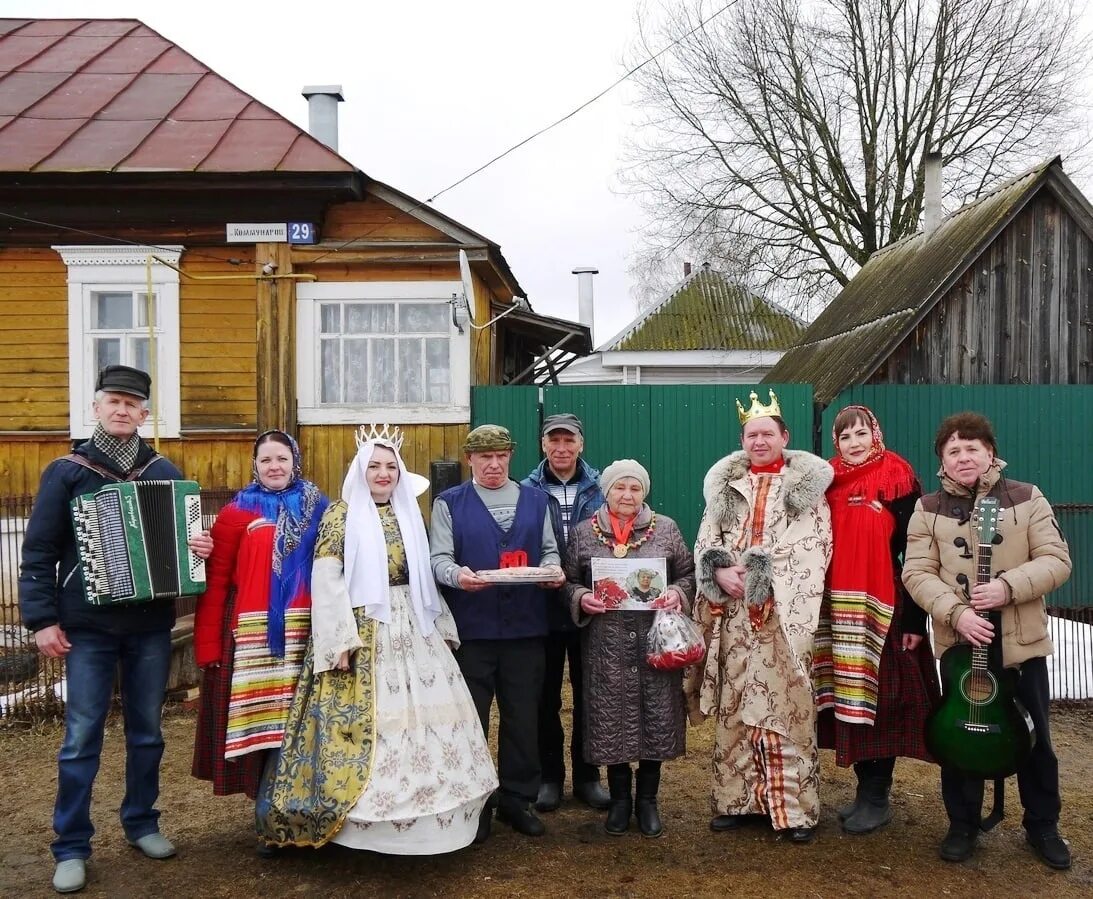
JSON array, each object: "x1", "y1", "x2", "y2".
[{"x1": 258, "y1": 501, "x2": 497, "y2": 854}]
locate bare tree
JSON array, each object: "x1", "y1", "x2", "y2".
[{"x1": 622, "y1": 0, "x2": 1091, "y2": 309}]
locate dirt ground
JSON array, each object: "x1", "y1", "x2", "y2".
[{"x1": 3, "y1": 704, "x2": 1091, "y2": 899}]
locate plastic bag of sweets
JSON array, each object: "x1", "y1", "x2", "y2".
[{"x1": 645, "y1": 609, "x2": 706, "y2": 670}]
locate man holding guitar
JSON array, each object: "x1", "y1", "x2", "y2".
[{"x1": 903, "y1": 413, "x2": 1072, "y2": 870}]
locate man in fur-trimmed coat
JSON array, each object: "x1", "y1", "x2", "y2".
[{"x1": 687, "y1": 402, "x2": 833, "y2": 843}]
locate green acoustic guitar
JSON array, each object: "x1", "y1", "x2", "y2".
[{"x1": 925, "y1": 496, "x2": 1035, "y2": 780}]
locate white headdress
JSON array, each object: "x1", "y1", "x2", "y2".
[{"x1": 342, "y1": 426, "x2": 443, "y2": 635}]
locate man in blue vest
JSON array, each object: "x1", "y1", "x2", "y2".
[
  {"x1": 521, "y1": 413, "x2": 609, "y2": 813},
  {"x1": 430, "y1": 424, "x2": 564, "y2": 842}
]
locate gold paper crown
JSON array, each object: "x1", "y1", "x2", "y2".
[
  {"x1": 736, "y1": 389, "x2": 782, "y2": 425},
  {"x1": 355, "y1": 422, "x2": 405, "y2": 450}
]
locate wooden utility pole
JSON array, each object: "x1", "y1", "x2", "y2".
[{"x1": 255, "y1": 242, "x2": 297, "y2": 434}]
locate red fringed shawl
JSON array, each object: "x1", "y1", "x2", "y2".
[{"x1": 814, "y1": 428, "x2": 919, "y2": 725}]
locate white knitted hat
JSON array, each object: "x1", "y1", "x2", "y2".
[{"x1": 599, "y1": 458, "x2": 650, "y2": 497}]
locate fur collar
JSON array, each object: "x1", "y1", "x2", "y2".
[{"x1": 703, "y1": 449, "x2": 833, "y2": 525}]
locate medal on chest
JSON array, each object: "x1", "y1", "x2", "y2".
[{"x1": 613, "y1": 543, "x2": 629, "y2": 558}]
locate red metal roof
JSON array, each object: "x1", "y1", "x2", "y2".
[{"x1": 0, "y1": 18, "x2": 356, "y2": 174}]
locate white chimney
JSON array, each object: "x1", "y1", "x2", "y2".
[
  {"x1": 924, "y1": 150, "x2": 942, "y2": 234},
  {"x1": 301, "y1": 85, "x2": 344, "y2": 151},
  {"x1": 572, "y1": 266, "x2": 598, "y2": 340}
]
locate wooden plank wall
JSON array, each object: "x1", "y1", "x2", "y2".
[
  {"x1": 0, "y1": 434, "x2": 257, "y2": 497},
  {"x1": 0, "y1": 248, "x2": 68, "y2": 430},
  {"x1": 321, "y1": 197, "x2": 450, "y2": 242},
  {"x1": 180, "y1": 248, "x2": 257, "y2": 429},
  {"x1": 298, "y1": 423, "x2": 469, "y2": 505},
  {"x1": 878, "y1": 192, "x2": 1093, "y2": 385}
]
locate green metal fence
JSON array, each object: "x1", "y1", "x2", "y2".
[{"x1": 473, "y1": 383, "x2": 814, "y2": 545}]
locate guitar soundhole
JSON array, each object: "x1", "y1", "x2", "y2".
[{"x1": 960, "y1": 671, "x2": 997, "y2": 704}]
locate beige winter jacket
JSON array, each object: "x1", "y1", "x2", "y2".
[{"x1": 902, "y1": 460, "x2": 1071, "y2": 668}]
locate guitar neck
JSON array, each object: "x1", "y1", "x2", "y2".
[{"x1": 971, "y1": 542, "x2": 994, "y2": 670}]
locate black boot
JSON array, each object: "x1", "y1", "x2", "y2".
[
  {"x1": 604, "y1": 764, "x2": 633, "y2": 835},
  {"x1": 635, "y1": 761, "x2": 663, "y2": 838},
  {"x1": 837, "y1": 767, "x2": 867, "y2": 822},
  {"x1": 843, "y1": 759, "x2": 894, "y2": 835}
]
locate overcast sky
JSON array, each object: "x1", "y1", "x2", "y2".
[
  {"x1": 7, "y1": 1, "x2": 1093, "y2": 348},
  {"x1": 6, "y1": 0, "x2": 655, "y2": 346}
]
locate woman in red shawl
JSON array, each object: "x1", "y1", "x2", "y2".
[{"x1": 814, "y1": 406, "x2": 940, "y2": 834}]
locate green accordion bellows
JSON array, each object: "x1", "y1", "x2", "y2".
[{"x1": 70, "y1": 479, "x2": 206, "y2": 605}]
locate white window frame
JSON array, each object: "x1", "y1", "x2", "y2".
[
  {"x1": 55, "y1": 245, "x2": 183, "y2": 439},
  {"x1": 297, "y1": 281, "x2": 469, "y2": 424}
]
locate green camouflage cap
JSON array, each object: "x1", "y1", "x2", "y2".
[{"x1": 464, "y1": 424, "x2": 515, "y2": 453}]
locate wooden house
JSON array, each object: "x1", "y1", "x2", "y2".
[
  {"x1": 0, "y1": 17, "x2": 589, "y2": 498},
  {"x1": 765, "y1": 157, "x2": 1093, "y2": 402},
  {"x1": 559, "y1": 264, "x2": 805, "y2": 384}
]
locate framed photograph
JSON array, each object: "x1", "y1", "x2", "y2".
[{"x1": 591, "y1": 557, "x2": 668, "y2": 611}]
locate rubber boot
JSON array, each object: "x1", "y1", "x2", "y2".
[
  {"x1": 839, "y1": 773, "x2": 891, "y2": 838},
  {"x1": 635, "y1": 761, "x2": 663, "y2": 838},
  {"x1": 604, "y1": 764, "x2": 633, "y2": 835},
  {"x1": 837, "y1": 778, "x2": 866, "y2": 822}
]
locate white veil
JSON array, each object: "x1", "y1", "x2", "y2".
[{"x1": 342, "y1": 438, "x2": 443, "y2": 636}]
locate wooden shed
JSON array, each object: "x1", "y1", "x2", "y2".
[
  {"x1": 0, "y1": 18, "x2": 589, "y2": 497},
  {"x1": 765, "y1": 157, "x2": 1093, "y2": 402}
]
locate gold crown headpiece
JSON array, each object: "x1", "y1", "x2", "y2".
[
  {"x1": 736, "y1": 389, "x2": 782, "y2": 425},
  {"x1": 355, "y1": 423, "x2": 405, "y2": 451}
]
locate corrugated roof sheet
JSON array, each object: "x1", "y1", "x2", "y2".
[
  {"x1": 605, "y1": 267, "x2": 805, "y2": 352},
  {"x1": 0, "y1": 18, "x2": 356, "y2": 174},
  {"x1": 764, "y1": 158, "x2": 1062, "y2": 402}
]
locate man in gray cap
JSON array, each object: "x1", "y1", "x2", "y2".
[
  {"x1": 521, "y1": 413, "x2": 608, "y2": 812},
  {"x1": 20, "y1": 365, "x2": 212, "y2": 894},
  {"x1": 430, "y1": 424, "x2": 564, "y2": 842}
]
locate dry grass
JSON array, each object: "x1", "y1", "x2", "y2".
[{"x1": 2, "y1": 705, "x2": 1090, "y2": 898}]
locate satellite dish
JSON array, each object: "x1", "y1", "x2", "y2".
[{"x1": 459, "y1": 249, "x2": 475, "y2": 323}]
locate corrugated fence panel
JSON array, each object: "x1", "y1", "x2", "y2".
[
  {"x1": 823, "y1": 385, "x2": 1092, "y2": 609},
  {"x1": 471, "y1": 385, "x2": 542, "y2": 483},
  {"x1": 473, "y1": 383, "x2": 813, "y2": 545}
]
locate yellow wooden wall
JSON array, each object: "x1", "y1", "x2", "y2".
[
  {"x1": 0, "y1": 247, "x2": 259, "y2": 432},
  {"x1": 0, "y1": 248, "x2": 68, "y2": 431},
  {"x1": 180, "y1": 248, "x2": 257, "y2": 429},
  {"x1": 0, "y1": 434, "x2": 256, "y2": 497},
  {"x1": 298, "y1": 422, "x2": 468, "y2": 504},
  {"x1": 2, "y1": 193, "x2": 511, "y2": 498}
]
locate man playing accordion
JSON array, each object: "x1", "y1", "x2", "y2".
[{"x1": 19, "y1": 364, "x2": 212, "y2": 894}]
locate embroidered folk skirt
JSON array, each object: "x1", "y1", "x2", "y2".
[{"x1": 258, "y1": 587, "x2": 497, "y2": 854}]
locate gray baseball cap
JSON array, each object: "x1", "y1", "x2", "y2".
[{"x1": 542, "y1": 413, "x2": 583, "y2": 436}]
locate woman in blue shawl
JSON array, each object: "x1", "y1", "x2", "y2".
[{"x1": 192, "y1": 430, "x2": 328, "y2": 850}]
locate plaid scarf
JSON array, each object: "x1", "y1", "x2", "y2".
[{"x1": 90, "y1": 422, "x2": 142, "y2": 473}]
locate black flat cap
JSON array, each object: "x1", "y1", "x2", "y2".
[
  {"x1": 542, "y1": 412, "x2": 583, "y2": 436},
  {"x1": 96, "y1": 364, "x2": 151, "y2": 400}
]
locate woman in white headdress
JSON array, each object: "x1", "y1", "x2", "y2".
[{"x1": 257, "y1": 426, "x2": 498, "y2": 854}]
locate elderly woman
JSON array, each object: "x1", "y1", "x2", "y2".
[
  {"x1": 902, "y1": 413, "x2": 1072, "y2": 870},
  {"x1": 257, "y1": 427, "x2": 497, "y2": 855},
  {"x1": 193, "y1": 429, "x2": 328, "y2": 850},
  {"x1": 563, "y1": 459, "x2": 695, "y2": 837}
]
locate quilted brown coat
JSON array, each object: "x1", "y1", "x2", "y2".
[
  {"x1": 564, "y1": 505, "x2": 695, "y2": 765},
  {"x1": 902, "y1": 460, "x2": 1071, "y2": 668}
]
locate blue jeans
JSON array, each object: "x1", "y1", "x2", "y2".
[{"x1": 52, "y1": 628, "x2": 171, "y2": 861}]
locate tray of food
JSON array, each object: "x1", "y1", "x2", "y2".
[{"x1": 474, "y1": 566, "x2": 560, "y2": 584}]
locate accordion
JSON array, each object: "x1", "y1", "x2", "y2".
[{"x1": 70, "y1": 480, "x2": 206, "y2": 606}]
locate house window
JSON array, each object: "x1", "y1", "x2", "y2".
[
  {"x1": 55, "y1": 245, "x2": 183, "y2": 438},
  {"x1": 90, "y1": 290, "x2": 157, "y2": 373},
  {"x1": 298, "y1": 281, "x2": 469, "y2": 424}
]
